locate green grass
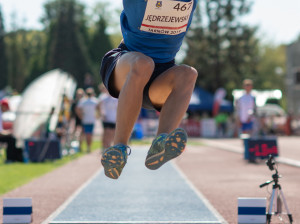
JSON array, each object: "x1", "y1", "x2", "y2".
[{"x1": 0, "y1": 140, "x2": 101, "y2": 195}]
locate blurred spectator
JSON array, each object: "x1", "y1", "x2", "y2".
[
  {"x1": 98, "y1": 84, "x2": 118, "y2": 151},
  {"x1": 285, "y1": 111, "x2": 293, "y2": 136},
  {"x1": 56, "y1": 94, "x2": 72, "y2": 147},
  {"x1": 226, "y1": 114, "x2": 238, "y2": 137},
  {"x1": 76, "y1": 88, "x2": 99, "y2": 153},
  {"x1": 45, "y1": 107, "x2": 56, "y2": 138},
  {"x1": 84, "y1": 73, "x2": 94, "y2": 90},
  {"x1": 0, "y1": 99, "x2": 23, "y2": 163},
  {"x1": 258, "y1": 113, "x2": 268, "y2": 136},
  {"x1": 0, "y1": 99, "x2": 9, "y2": 132},
  {"x1": 215, "y1": 112, "x2": 228, "y2": 138},
  {"x1": 71, "y1": 88, "x2": 85, "y2": 150},
  {"x1": 236, "y1": 79, "x2": 256, "y2": 136}
]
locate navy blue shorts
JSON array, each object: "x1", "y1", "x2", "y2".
[
  {"x1": 241, "y1": 121, "x2": 253, "y2": 131},
  {"x1": 82, "y1": 124, "x2": 94, "y2": 134},
  {"x1": 102, "y1": 121, "x2": 116, "y2": 129},
  {"x1": 100, "y1": 43, "x2": 175, "y2": 111}
]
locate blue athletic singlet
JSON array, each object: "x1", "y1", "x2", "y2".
[{"x1": 121, "y1": 0, "x2": 198, "y2": 63}]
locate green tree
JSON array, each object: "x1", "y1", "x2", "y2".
[
  {"x1": 42, "y1": 0, "x2": 92, "y2": 87},
  {"x1": 1, "y1": 7, "x2": 46, "y2": 92},
  {"x1": 4, "y1": 29, "x2": 48, "y2": 92},
  {"x1": 6, "y1": 30, "x2": 27, "y2": 92},
  {"x1": 89, "y1": 15, "x2": 113, "y2": 78},
  {"x1": 88, "y1": 1, "x2": 121, "y2": 85},
  {"x1": 184, "y1": 0, "x2": 259, "y2": 96},
  {"x1": 256, "y1": 44, "x2": 286, "y2": 90},
  {"x1": 0, "y1": 5, "x2": 8, "y2": 89},
  {"x1": 24, "y1": 31, "x2": 48, "y2": 87},
  {"x1": 256, "y1": 43, "x2": 286, "y2": 108},
  {"x1": 4, "y1": 10, "x2": 29, "y2": 92}
]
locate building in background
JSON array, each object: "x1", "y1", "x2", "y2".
[{"x1": 286, "y1": 39, "x2": 300, "y2": 115}]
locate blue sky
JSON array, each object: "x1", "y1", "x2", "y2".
[{"x1": 0, "y1": 0, "x2": 299, "y2": 45}]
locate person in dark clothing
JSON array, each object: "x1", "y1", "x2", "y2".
[
  {"x1": 0, "y1": 99, "x2": 23, "y2": 163},
  {"x1": 71, "y1": 89, "x2": 84, "y2": 129}
]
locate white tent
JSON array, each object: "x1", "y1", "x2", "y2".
[{"x1": 13, "y1": 69, "x2": 77, "y2": 146}]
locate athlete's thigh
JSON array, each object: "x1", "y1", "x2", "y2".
[
  {"x1": 148, "y1": 65, "x2": 180, "y2": 107},
  {"x1": 148, "y1": 64, "x2": 195, "y2": 108},
  {"x1": 112, "y1": 51, "x2": 152, "y2": 93}
]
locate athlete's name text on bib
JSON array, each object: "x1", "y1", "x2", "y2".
[{"x1": 145, "y1": 15, "x2": 189, "y2": 23}]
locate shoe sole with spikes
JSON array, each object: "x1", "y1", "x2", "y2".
[
  {"x1": 145, "y1": 128, "x2": 187, "y2": 170},
  {"x1": 101, "y1": 147, "x2": 126, "y2": 179}
]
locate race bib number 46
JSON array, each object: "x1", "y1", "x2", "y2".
[{"x1": 140, "y1": 0, "x2": 194, "y2": 35}]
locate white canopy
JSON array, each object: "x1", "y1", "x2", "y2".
[{"x1": 13, "y1": 69, "x2": 77, "y2": 145}]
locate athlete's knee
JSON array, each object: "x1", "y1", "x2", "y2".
[
  {"x1": 175, "y1": 65, "x2": 198, "y2": 86},
  {"x1": 182, "y1": 65, "x2": 198, "y2": 80},
  {"x1": 130, "y1": 54, "x2": 155, "y2": 81}
]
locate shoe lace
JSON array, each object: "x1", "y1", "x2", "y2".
[
  {"x1": 114, "y1": 143, "x2": 131, "y2": 155},
  {"x1": 124, "y1": 145, "x2": 131, "y2": 155},
  {"x1": 121, "y1": 145, "x2": 131, "y2": 163},
  {"x1": 113, "y1": 144, "x2": 131, "y2": 163},
  {"x1": 151, "y1": 134, "x2": 167, "y2": 154}
]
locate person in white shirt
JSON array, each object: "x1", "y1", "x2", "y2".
[
  {"x1": 237, "y1": 79, "x2": 256, "y2": 135},
  {"x1": 76, "y1": 88, "x2": 99, "y2": 153},
  {"x1": 98, "y1": 84, "x2": 118, "y2": 151}
]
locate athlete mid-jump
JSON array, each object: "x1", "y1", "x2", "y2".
[{"x1": 100, "y1": 0, "x2": 198, "y2": 179}]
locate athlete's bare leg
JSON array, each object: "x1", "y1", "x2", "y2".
[
  {"x1": 149, "y1": 65, "x2": 198, "y2": 134},
  {"x1": 86, "y1": 133, "x2": 92, "y2": 152},
  {"x1": 112, "y1": 52, "x2": 154, "y2": 145},
  {"x1": 111, "y1": 51, "x2": 197, "y2": 145}
]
